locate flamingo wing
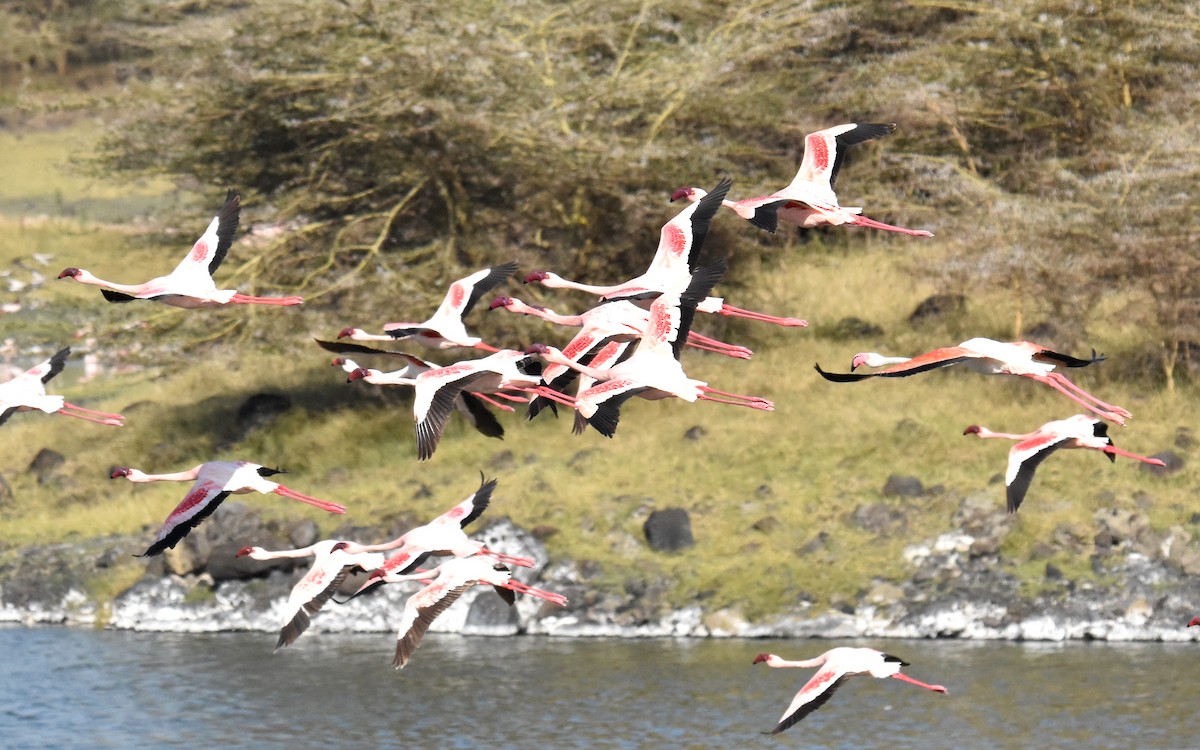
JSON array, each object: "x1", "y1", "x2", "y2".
[
  {"x1": 32, "y1": 348, "x2": 70, "y2": 385},
  {"x1": 582, "y1": 382, "x2": 650, "y2": 438},
  {"x1": 415, "y1": 371, "x2": 490, "y2": 461},
  {"x1": 815, "y1": 347, "x2": 976, "y2": 382},
  {"x1": 644, "y1": 177, "x2": 731, "y2": 283},
  {"x1": 313, "y1": 338, "x2": 433, "y2": 368},
  {"x1": 431, "y1": 475, "x2": 497, "y2": 529},
  {"x1": 441, "y1": 261, "x2": 519, "y2": 321},
  {"x1": 1033, "y1": 347, "x2": 1105, "y2": 368},
  {"x1": 140, "y1": 480, "x2": 230, "y2": 557},
  {"x1": 0, "y1": 407, "x2": 17, "y2": 427},
  {"x1": 769, "y1": 667, "x2": 849, "y2": 735},
  {"x1": 393, "y1": 582, "x2": 473, "y2": 669},
  {"x1": 787, "y1": 123, "x2": 896, "y2": 194},
  {"x1": 455, "y1": 392, "x2": 505, "y2": 439},
  {"x1": 276, "y1": 557, "x2": 358, "y2": 650},
  {"x1": 1006, "y1": 434, "x2": 1072, "y2": 513},
  {"x1": 170, "y1": 190, "x2": 241, "y2": 279},
  {"x1": 733, "y1": 196, "x2": 790, "y2": 233}
]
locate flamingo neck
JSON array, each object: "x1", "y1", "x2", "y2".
[{"x1": 122, "y1": 467, "x2": 203, "y2": 483}]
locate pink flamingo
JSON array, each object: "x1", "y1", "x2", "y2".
[
  {"x1": 112, "y1": 461, "x2": 347, "y2": 557},
  {"x1": 58, "y1": 190, "x2": 303, "y2": 307},
  {"x1": 337, "y1": 261, "x2": 517, "y2": 351},
  {"x1": 673, "y1": 123, "x2": 933, "y2": 237},
  {"x1": 523, "y1": 179, "x2": 805, "y2": 328},
  {"x1": 330, "y1": 354, "x2": 506, "y2": 439},
  {"x1": 964, "y1": 414, "x2": 1165, "y2": 512},
  {"x1": 236, "y1": 540, "x2": 385, "y2": 649},
  {"x1": 350, "y1": 475, "x2": 535, "y2": 591},
  {"x1": 525, "y1": 260, "x2": 774, "y2": 437},
  {"x1": 371, "y1": 555, "x2": 567, "y2": 669},
  {"x1": 0, "y1": 347, "x2": 124, "y2": 427},
  {"x1": 489, "y1": 295, "x2": 752, "y2": 360},
  {"x1": 356, "y1": 348, "x2": 573, "y2": 460},
  {"x1": 815, "y1": 337, "x2": 1132, "y2": 425},
  {"x1": 1189, "y1": 617, "x2": 1200, "y2": 627},
  {"x1": 753, "y1": 648, "x2": 947, "y2": 736}
]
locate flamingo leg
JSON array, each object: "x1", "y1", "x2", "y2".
[
  {"x1": 489, "y1": 391, "x2": 533, "y2": 403},
  {"x1": 56, "y1": 408, "x2": 123, "y2": 426},
  {"x1": 1045, "y1": 373, "x2": 1132, "y2": 417},
  {"x1": 698, "y1": 394, "x2": 775, "y2": 410},
  {"x1": 230, "y1": 293, "x2": 304, "y2": 306},
  {"x1": 716, "y1": 304, "x2": 808, "y2": 328},
  {"x1": 686, "y1": 331, "x2": 753, "y2": 357},
  {"x1": 890, "y1": 672, "x2": 948, "y2": 693},
  {"x1": 1026, "y1": 374, "x2": 1130, "y2": 425},
  {"x1": 515, "y1": 386, "x2": 577, "y2": 408},
  {"x1": 1102, "y1": 446, "x2": 1165, "y2": 466},
  {"x1": 685, "y1": 340, "x2": 753, "y2": 359},
  {"x1": 850, "y1": 214, "x2": 935, "y2": 238},
  {"x1": 60, "y1": 401, "x2": 125, "y2": 420},
  {"x1": 473, "y1": 342, "x2": 501, "y2": 353},
  {"x1": 271, "y1": 486, "x2": 347, "y2": 514},
  {"x1": 481, "y1": 547, "x2": 535, "y2": 568},
  {"x1": 505, "y1": 580, "x2": 569, "y2": 606},
  {"x1": 470, "y1": 393, "x2": 516, "y2": 412}
]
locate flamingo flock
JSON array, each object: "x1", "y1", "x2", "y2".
[{"x1": 4, "y1": 119, "x2": 1183, "y2": 738}]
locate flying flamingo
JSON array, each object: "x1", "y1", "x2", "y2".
[
  {"x1": 672, "y1": 123, "x2": 933, "y2": 237},
  {"x1": 963, "y1": 415, "x2": 1165, "y2": 512},
  {"x1": 0, "y1": 347, "x2": 124, "y2": 427},
  {"x1": 236, "y1": 540, "x2": 385, "y2": 650},
  {"x1": 328, "y1": 353, "x2": 506, "y2": 440},
  {"x1": 348, "y1": 475, "x2": 536, "y2": 601},
  {"x1": 489, "y1": 295, "x2": 753, "y2": 360},
  {"x1": 112, "y1": 461, "x2": 347, "y2": 557},
  {"x1": 57, "y1": 190, "x2": 303, "y2": 307},
  {"x1": 355, "y1": 348, "x2": 574, "y2": 460},
  {"x1": 753, "y1": 648, "x2": 947, "y2": 736},
  {"x1": 523, "y1": 178, "x2": 806, "y2": 328},
  {"x1": 337, "y1": 261, "x2": 517, "y2": 351},
  {"x1": 815, "y1": 337, "x2": 1132, "y2": 425},
  {"x1": 525, "y1": 260, "x2": 774, "y2": 437},
  {"x1": 368, "y1": 555, "x2": 567, "y2": 669}
]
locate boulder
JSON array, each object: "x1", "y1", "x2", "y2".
[
  {"x1": 818, "y1": 316, "x2": 883, "y2": 340},
  {"x1": 882, "y1": 474, "x2": 924, "y2": 498},
  {"x1": 29, "y1": 448, "x2": 65, "y2": 485},
  {"x1": 908, "y1": 294, "x2": 965, "y2": 326},
  {"x1": 643, "y1": 508, "x2": 694, "y2": 552}
]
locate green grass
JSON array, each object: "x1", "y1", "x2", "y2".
[{"x1": 0, "y1": 120, "x2": 1195, "y2": 622}]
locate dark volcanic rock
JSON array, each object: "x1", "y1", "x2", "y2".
[
  {"x1": 819, "y1": 316, "x2": 883, "y2": 340},
  {"x1": 908, "y1": 294, "x2": 965, "y2": 326},
  {"x1": 206, "y1": 538, "x2": 294, "y2": 581},
  {"x1": 29, "y1": 448, "x2": 65, "y2": 485},
  {"x1": 851, "y1": 502, "x2": 908, "y2": 534},
  {"x1": 643, "y1": 508, "x2": 694, "y2": 552},
  {"x1": 465, "y1": 588, "x2": 521, "y2": 630},
  {"x1": 882, "y1": 474, "x2": 924, "y2": 498}
]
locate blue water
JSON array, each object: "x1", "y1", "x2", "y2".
[{"x1": 1, "y1": 627, "x2": 1196, "y2": 749}]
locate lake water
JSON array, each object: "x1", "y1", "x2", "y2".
[{"x1": 1, "y1": 626, "x2": 1196, "y2": 749}]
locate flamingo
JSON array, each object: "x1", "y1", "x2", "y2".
[
  {"x1": 963, "y1": 415, "x2": 1165, "y2": 512},
  {"x1": 357, "y1": 348, "x2": 573, "y2": 461},
  {"x1": 522, "y1": 178, "x2": 806, "y2": 328},
  {"x1": 0, "y1": 347, "x2": 124, "y2": 427},
  {"x1": 112, "y1": 461, "x2": 347, "y2": 557},
  {"x1": 815, "y1": 337, "x2": 1132, "y2": 425},
  {"x1": 337, "y1": 261, "x2": 517, "y2": 351},
  {"x1": 672, "y1": 123, "x2": 933, "y2": 237},
  {"x1": 328, "y1": 353, "x2": 506, "y2": 439},
  {"x1": 489, "y1": 295, "x2": 753, "y2": 360},
  {"x1": 368, "y1": 555, "x2": 567, "y2": 669},
  {"x1": 525, "y1": 260, "x2": 774, "y2": 437},
  {"x1": 1189, "y1": 617, "x2": 1200, "y2": 627},
  {"x1": 350, "y1": 475, "x2": 535, "y2": 596},
  {"x1": 57, "y1": 190, "x2": 303, "y2": 307},
  {"x1": 235, "y1": 540, "x2": 384, "y2": 650},
  {"x1": 753, "y1": 648, "x2": 947, "y2": 736}
]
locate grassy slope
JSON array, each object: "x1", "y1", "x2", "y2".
[{"x1": 0, "y1": 123, "x2": 1194, "y2": 622}]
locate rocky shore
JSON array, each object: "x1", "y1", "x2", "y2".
[{"x1": 3, "y1": 486, "x2": 1198, "y2": 643}]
